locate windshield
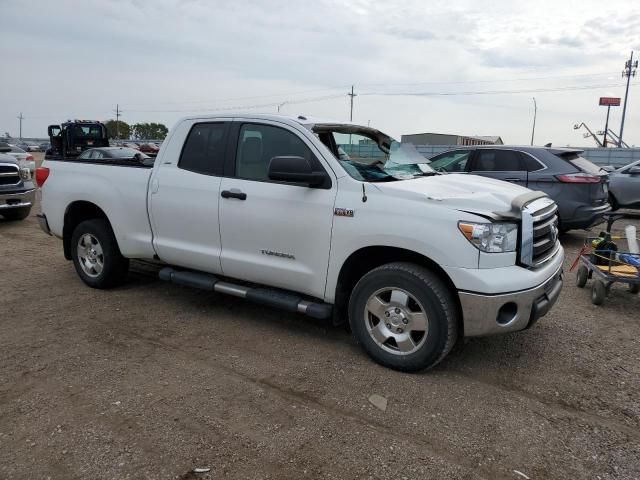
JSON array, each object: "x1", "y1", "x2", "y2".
[{"x1": 314, "y1": 126, "x2": 434, "y2": 182}]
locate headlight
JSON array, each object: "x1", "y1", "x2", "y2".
[
  {"x1": 458, "y1": 222, "x2": 518, "y2": 253},
  {"x1": 19, "y1": 166, "x2": 31, "y2": 181}
]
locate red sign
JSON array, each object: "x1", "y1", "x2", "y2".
[{"x1": 599, "y1": 97, "x2": 621, "y2": 106}]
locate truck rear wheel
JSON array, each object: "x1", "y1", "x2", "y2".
[
  {"x1": 1, "y1": 206, "x2": 31, "y2": 221},
  {"x1": 71, "y1": 219, "x2": 129, "y2": 289},
  {"x1": 349, "y1": 262, "x2": 458, "y2": 372}
]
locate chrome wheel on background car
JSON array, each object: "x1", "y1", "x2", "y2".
[
  {"x1": 365, "y1": 287, "x2": 429, "y2": 355},
  {"x1": 77, "y1": 233, "x2": 104, "y2": 277}
]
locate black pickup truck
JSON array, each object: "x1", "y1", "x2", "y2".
[{"x1": 0, "y1": 142, "x2": 36, "y2": 221}]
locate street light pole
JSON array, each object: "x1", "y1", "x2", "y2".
[
  {"x1": 530, "y1": 97, "x2": 537, "y2": 146},
  {"x1": 619, "y1": 51, "x2": 637, "y2": 147}
]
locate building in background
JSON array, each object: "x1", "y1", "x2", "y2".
[{"x1": 401, "y1": 132, "x2": 504, "y2": 146}]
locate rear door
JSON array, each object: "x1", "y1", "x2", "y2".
[
  {"x1": 149, "y1": 120, "x2": 229, "y2": 274},
  {"x1": 611, "y1": 161, "x2": 640, "y2": 206},
  {"x1": 468, "y1": 149, "x2": 528, "y2": 187}
]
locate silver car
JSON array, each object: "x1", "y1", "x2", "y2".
[{"x1": 609, "y1": 159, "x2": 640, "y2": 210}]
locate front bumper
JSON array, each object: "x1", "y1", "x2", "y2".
[
  {"x1": 0, "y1": 188, "x2": 36, "y2": 211},
  {"x1": 459, "y1": 264, "x2": 563, "y2": 337}
]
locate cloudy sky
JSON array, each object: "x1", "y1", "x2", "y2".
[{"x1": 1, "y1": 0, "x2": 639, "y2": 146}]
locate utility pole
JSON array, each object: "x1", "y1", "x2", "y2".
[
  {"x1": 603, "y1": 105, "x2": 611, "y2": 147},
  {"x1": 277, "y1": 102, "x2": 286, "y2": 113},
  {"x1": 619, "y1": 51, "x2": 637, "y2": 147},
  {"x1": 114, "y1": 104, "x2": 122, "y2": 139},
  {"x1": 530, "y1": 97, "x2": 537, "y2": 146},
  {"x1": 348, "y1": 85, "x2": 357, "y2": 122},
  {"x1": 17, "y1": 112, "x2": 24, "y2": 140}
]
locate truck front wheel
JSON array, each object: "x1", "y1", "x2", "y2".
[
  {"x1": 349, "y1": 262, "x2": 458, "y2": 372},
  {"x1": 71, "y1": 219, "x2": 129, "y2": 289}
]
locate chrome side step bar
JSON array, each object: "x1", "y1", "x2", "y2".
[{"x1": 158, "y1": 267, "x2": 333, "y2": 320}]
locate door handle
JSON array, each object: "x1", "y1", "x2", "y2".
[{"x1": 221, "y1": 189, "x2": 247, "y2": 200}]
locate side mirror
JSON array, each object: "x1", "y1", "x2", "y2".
[
  {"x1": 268, "y1": 156, "x2": 327, "y2": 187},
  {"x1": 628, "y1": 166, "x2": 640, "y2": 175}
]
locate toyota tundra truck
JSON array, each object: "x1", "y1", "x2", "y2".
[{"x1": 36, "y1": 114, "x2": 564, "y2": 371}]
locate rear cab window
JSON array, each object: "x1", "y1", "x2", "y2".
[{"x1": 179, "y1": 123, "x2": 227, "y2": 175}]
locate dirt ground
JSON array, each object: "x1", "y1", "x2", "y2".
[{"x1": 1, "y1": 154, "x2": 639, "y2": 479}]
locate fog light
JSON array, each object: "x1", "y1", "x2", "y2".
[{"x1": 496, "y1": 302, "x2": 518, "y2": 325}]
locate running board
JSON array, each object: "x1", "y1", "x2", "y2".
[{"x1": 158, "y1": 267, "x2": 332, "y2": 319}]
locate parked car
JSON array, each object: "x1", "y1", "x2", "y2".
[
  {"x1": 608, "y1": 159, "x2": 640, "y2": 210},
  {"x1": 4, "y1": 144, "x2": 36, "y2": 172},
  {"x1": 39, "y1": 142, "x2": 51, "y2": 152},
  {"x1": 0, "y1": 143, "x2": 36, "y2": 221},
  {"x1": 77, "y1": 147, "x2": 152, "y2": 165},
  {"x1": 16, "y1": 141, "x2": 40, "y2": 152},
  {"x1": 37, "y1": 114, "x2": 563, "y2": 372},
  {"x1": 138, "y1": 142, "x2": 160, "y2": 155},
  {"x1": 427, "y1": 146, "x2": 610, "y2": 232},
  {"x1": 122, "y1": 142, "x2": 140, "y2": 150}
]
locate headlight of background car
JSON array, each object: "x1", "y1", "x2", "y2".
[
  {"x1": 458, "y1": 222, "x2": 518, "y2": 253},
  {"x1": 19, "y1": 166, "x2": 31, "y2": 181}
]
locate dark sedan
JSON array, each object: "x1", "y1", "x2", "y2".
[{"x1": 428, "y1": 146, "x2": 610, "y2": 232}]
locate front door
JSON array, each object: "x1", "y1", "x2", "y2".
[
  {"x1": 218, "y1": 121, "x2": 336, "y2": 298},
  {"x1": 149, "y1": 120, "x2": 229, "y2": 274}
]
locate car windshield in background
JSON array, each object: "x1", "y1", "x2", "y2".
[
  {"x1": 558, "y1": 152, "x2": 605, "y2": 174},
  {"x1": 315, "y1": 128, "x2": 434, "y2": 182}
]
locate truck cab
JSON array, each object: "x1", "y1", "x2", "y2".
[{"x1": 45, "y1": 120, "x2": 109, "y2": 160}]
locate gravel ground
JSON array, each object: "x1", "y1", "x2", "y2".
[{"x1": 1, "y1": 154, "x2": 639, "y2": 479}]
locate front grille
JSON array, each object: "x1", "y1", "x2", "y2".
[
  {"x1": 521, "y1": 197, "x2": 560, "y2": 268},
  {"x1": 0, "y1": 164, "x2": 20, "y2": 186}
]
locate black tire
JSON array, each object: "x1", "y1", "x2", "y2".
[
  {"x1": 576, "y1": 265, "x2": 588, "y2": 288},
  {"x1": 591, "y1": 280, "x2": 606, "y2": 306},
  {"x1": 629, "y1": 283, "x2": 640, "y2": 295},
  {"x1": 348, "y1": 262, "x2": 458, "y2": 372},
  {"x1": 70, "y1": 219, "x2": 129, "y2": 289},
  {"x1": 1, "y1": 207, "x2": 31, "y2": 221},
  {"x1": 608, "y1": 193, "x2": 619, "y2": 211}
]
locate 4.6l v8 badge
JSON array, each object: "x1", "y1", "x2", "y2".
[{"x1": 334, "y1": 208, "x2": 354, "y2": 217}]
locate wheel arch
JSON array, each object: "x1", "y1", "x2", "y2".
[
  {"x1": 63, "y1": 201, "x2": 111, "y2": 260},
  {"x1": 333, "y1": 245, "x2": 463, "y2": 334}
]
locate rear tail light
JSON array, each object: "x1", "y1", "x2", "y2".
[
  {"x1": 555, "y1": 173, "x2": 601, "y2": 184},
  {"x1": 26, "y1": 154, "x2": 34, "y2": 161},
  {"x1": 35, "y1": 167, "x2": 50, "y2": 187}
]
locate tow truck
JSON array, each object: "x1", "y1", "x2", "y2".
[{"x1": 45, "y1": 120, "x2": 109, "y2": 160}]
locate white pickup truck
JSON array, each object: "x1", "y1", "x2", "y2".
[{"x1": 37, "y1": 114, "x2": 564, "y2": 371}]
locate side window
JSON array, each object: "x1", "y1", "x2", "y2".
[
  {"x1": 179, "y1": 122, "x2": 227, "y2": 175},
  {"x1": 521, "y1": 153, "x2": 544, "y2": 172},
  {"x1": 474, "y1": 150, "x2": 522, "y2": 172},
  {"x1": 235, "y1": 124, "x2": 318, "y2": 182},
  {"x1": 429, "y1": 151, "x2": 471, "y2": 172}
]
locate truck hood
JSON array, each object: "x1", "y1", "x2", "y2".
[{"x1": 373, "y1": 174, "x2": 536, "y2": 219}]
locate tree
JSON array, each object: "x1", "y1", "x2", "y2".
[
  {"x1": 131, "y1": 122, "x2": 168, "y2": 140},
  {"x1": 104, "y1": 119, "x2": 131, "y2": 140}
]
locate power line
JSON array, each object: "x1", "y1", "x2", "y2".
[{"x1": 362, "y1": 83, "x2": 630, "y2": 97}]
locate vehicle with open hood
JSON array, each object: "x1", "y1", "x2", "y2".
[{"x1": 36, "y1": 114, "x2": 564, "y2": 371}]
